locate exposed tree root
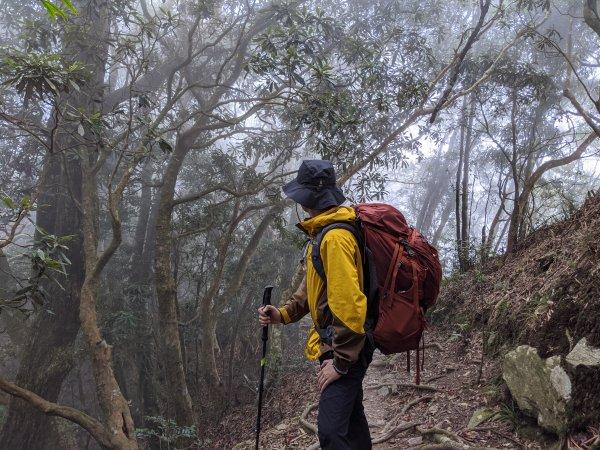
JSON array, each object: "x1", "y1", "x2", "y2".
[
  {"x1": 300, "y1": 403, "x2": 318, "y2": 435},
  {"x1": 395, "y1": 426, "x2": 502, "y2": 450},
  {"x1": 487, "y1": 428, "x2": 523, "y2": 448},
  {"x1": 426, "y1": 367, "x2": 458, "y2": 383},
  {"x1": 418, "y1": 426, "x2": 466, "y2": 444},
  {"x1": 401, "y1": 444, "x2": 499, "y2": 450},
  {"x1": 366, "y1": 382, "x2": 442, "y2": 392},
  {"x1": 301, "y1": 396, "x2": 433, "y2": 447},
  {"x1": 370, "y1": 396, "x2": 432, "y2": 444},
  {"x1": 398, "y1": 382, "x2": 442, "y2": 392},
  {"x1": 402, "y1": 395, "x2": 435, "y2": 415},
  {"x1": 372, "y1": 420, "x2": 422, "y2": 444},
  {"x1": 424, "y1": 342, "x2": 444, "y2": 351}
]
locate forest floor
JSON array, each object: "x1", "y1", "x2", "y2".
[{"x1": 223, "y1": 326, "x2": 563, "y2": 450}]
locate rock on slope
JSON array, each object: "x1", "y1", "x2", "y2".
[{"x1": 437, "y1": 192, "x2": 600, "y2": 434}]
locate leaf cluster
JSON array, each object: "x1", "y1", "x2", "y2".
[
  {"x1": 0, "y1": 50, "x2": 88, "y2": 102},
  {"x1": 40, "y1": 0, "x2": 77, "y2": 21}
]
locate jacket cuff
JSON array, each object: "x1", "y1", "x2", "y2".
[
  {"x1": 279, "y1": 307, "x2": 291, "y2": 325},
  {"x1": 333, "y1": 356, "x2": 350, "y2": 375}
]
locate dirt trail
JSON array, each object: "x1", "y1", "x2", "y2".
[
  {"x1": 362, "y1": 329, "x2": 517, "y2": 449},
  {"x1": 230, "y1": 326, "x2": 547, "y2": 449},
  {"x1": 357, "y1": 327, "x2": 525, "y2": 449}
]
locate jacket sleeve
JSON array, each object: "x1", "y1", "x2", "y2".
[
  {"x1": 321, "y1": 229, "x2": 367, "y2": 374},
  {"x1": 278, "y1": 274, "x2": 309, "y2": 324}
]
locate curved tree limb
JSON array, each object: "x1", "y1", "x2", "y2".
[
  {"x1": 564, "y1": 89, "x2": 600, "y2": 138},
  {"x1": 0, "y1": 376, "x2": 113, "y2": 449},
  {"x1": 584, "y1": 0, "x2": 600, "y2": 39}
]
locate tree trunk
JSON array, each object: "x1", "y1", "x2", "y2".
[
  {"x1": 130, "y1": 159, "x2": 154, "y2": 281},
  {"x1": 0, "y1": 248, "x2": 27, "y2": 350},
  {"x1": 153, "y1": 140, "x2": 196, "y2": 427},
  {"x1": 459, "y1": 93, "x2": 476, "y2": 269},
  {"x1": 455, "y1": 96, "x2": 466, "y2": 270},
  {"x1": 506, "y1": 88, "x2": 521, "y2": 253},
  {"x1": 0, "y1": 153, "x2": 85, "y2": 450},
  {"x1": 79, "y1": 166, "x2": 137, "y2": 450},
  {"x1": 417, "y1": 131, "x2": 456, "y2": 236},
  {"x1": 199, "y1": 311, "x2": 223, "y2": 391},
  {"x1": 1, "y1": 2, "x2": 119, "y2": 447},
  {"x1": 431, "y1": 197, "x2": 454, "y2": 248},
  {"x1": 481, "y1": 187, "x2": 507, "y2": 262}
]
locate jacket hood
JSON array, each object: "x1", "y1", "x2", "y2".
[{"x1": 296, "y1": 205, "x2": 356, "y2": 237}]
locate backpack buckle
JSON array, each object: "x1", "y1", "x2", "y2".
[{"x1": 400, "y1": 239, "x2": 415, "y2": 257}]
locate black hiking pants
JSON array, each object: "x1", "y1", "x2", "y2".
[{"x1": 317, "y1": 345, "x2": 373, "y2": 450}]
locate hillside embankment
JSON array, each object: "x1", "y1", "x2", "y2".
[{"x1": 437, "y1": 192, "x2": 600, "y2": 358}]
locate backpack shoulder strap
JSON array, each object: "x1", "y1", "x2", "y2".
[{"x1": 311, "y1": 222, "x2": 362, "y2": 280}]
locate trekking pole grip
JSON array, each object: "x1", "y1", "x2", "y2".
[{"x1": 261, "y1": 286, "x2": 273, "y2": 341}]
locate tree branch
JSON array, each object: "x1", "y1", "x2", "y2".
[
  {"x1": 429, "y1": 0, "x2": 493, "y2": 123},
  {"x1": 0, "y1": 376, "x2": 112, "y2": 449}
]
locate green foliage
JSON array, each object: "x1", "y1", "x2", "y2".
[
  {"x1": 1, "y1": 194, "x2": 33, "y2": 212},
  {"x1": 107, "y1": 310, "x2": 138, "y2": 342},
  {"x1": 495, "y1": 298, "x2": 509, "y2": 316},
  {"x1": 449, "y1": 319, "x2": 472, "y2": 341},
  {"x1": 0, "y1": 50, "x2": 87, "y2": 102},
  {"x1": 0, "y1": 229, "x2": 72, "y2": 316},
  {"x1": 474, "y1": 270, "x2": 486, "y2": 284},
  {"x1": 497, "y1": 401, "x2": 521, "y2": 429},
  {"x1": 135, "y1": 416, "x2": 198, "y2": 448},
  {"x1": 40, "y1": 0, "x2": 77, "y2": 20}
]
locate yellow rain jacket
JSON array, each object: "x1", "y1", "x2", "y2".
[{"x1": 278, "y1": 206, "x2": 367, "y2": 374}]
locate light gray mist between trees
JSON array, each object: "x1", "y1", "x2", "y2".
[{"x1": 0, "y1": 0, "x2": 599, "y2": 449}]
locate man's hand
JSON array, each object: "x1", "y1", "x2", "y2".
[
  {"x1": 258, "y1": 305, "x2": 282, "y2": 327},
  {"x1": 318, "y1": 359, "x2": 341, "y2": 393}
]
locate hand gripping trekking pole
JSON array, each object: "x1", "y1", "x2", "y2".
[{"x1": 255, "y1": 285, "x2": 273, "y2": 450}]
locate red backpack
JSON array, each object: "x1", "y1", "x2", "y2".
[{"x1": 311, "y1": 203, "x2": 442, "y2": 383}]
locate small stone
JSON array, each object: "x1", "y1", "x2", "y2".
[
  {"x1": 407, "y1": 437, "x2": 423, "y2": 446},
  {"x1": 428, "y1": 404, "x2": 439, "y2": 414},
  {"x1": 275, "y1": 423, "x2": 288, "y2": 431},
  {"x1": 467, "y1": 407, "x2": 498, "y2": 429},
  {"x1": 370, "y1": 358, "x2": 387, "y2": 368},
  {"x1": 377, "y1": 386, "x2": 392, "y2": 397},
  {"x1": 566, "y1": 338, "x2": 600, "y2": 368}
]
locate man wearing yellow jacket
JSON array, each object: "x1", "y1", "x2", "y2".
[{"x1": 258, "y1": 160, "x2": 373, "y2": 449}]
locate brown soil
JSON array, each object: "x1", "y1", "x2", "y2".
[{"x1": 225, "y1": 327, "x2": 596, "y2": 450}]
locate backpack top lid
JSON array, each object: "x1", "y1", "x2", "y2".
[{"x1": 352, "y1": 203, "x2": 409, "y2": 235}]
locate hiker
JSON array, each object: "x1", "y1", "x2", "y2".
[{"x1": 258, "y1": 159, "x2": 374, "y2": 450}]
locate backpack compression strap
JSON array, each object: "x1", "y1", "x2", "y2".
[{"x1": 311, "y1": 222, "x2": 363, "y2": 280}]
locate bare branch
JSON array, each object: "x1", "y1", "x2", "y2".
[{"x1": 0, "y1": 376, "x2": 112, "y2": 449}]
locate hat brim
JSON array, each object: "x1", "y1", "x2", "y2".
[{"x1": 282, "y1": 180, "x2": 346, "y2": 210}]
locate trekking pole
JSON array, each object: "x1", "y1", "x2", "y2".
[{"x1": 255, "y1": 285, "x2": 273, "y2": 450}]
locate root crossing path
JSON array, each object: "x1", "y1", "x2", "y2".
[{"x1": 232, "y1": 327, "x2": 540, "y2": 449}]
